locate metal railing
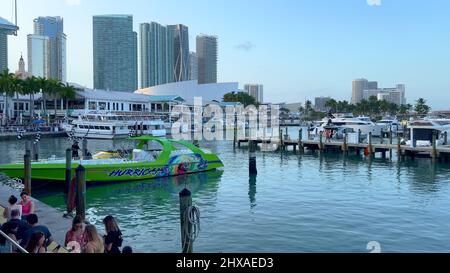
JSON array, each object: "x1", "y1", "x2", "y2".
[{"x1": 0, "y1": 230, "x2": 28, "y2": 253}]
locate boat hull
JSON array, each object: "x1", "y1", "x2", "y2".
[{"x1": 0, "y1": 154, "x2": 223, "y2": 184}]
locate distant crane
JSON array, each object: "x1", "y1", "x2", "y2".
[{"x1": 13, "y1": 0, "x2": 18, "y2": 36}]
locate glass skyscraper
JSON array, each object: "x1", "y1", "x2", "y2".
[
  {"x1": 0, "y1": 17, "x2": 19, "y2": 73},
  {"x1": 168, "y1": 24, "x2": 189, "y2": 82},
  {"x1": 196, "y1": 34, "x2": 218, "y2": 84},
  {"x1": 189, "y1": 51, "x2": 198, "y2": 81},
  {"x1": 27, "y1": 34, "x2": 50, "y2": 78},
  {"x1": 93, "y1": 15, "x2": 137, "y2": 92},
  {"x1": 140, "y1": 22, "x2": 169, "y2": 88},
  {"x1": 32, "y1": 16, "x2": 66, "y2": 81}
]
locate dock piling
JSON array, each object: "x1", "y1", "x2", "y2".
[
  {"x1": 249, "y1": 140, "x2": 258, "y2": 175},
  {"x1": 432, "y1": 131, "x2": 437, "y2": 161},
  {"x1": 368, "y1": 132, "x2": 373, "y2": 156},
  {"x1": 179, "y1": 188, "x2": 193, "y2": 253},
  {"x1": 389, "y1": 127, "x2": 393, "y2": 159},
  {"x1": 75, "y1": 165, "x2": 86, "y2": 221},
  {"x1": 65, "y1": 149, "x2": 72, "y2": 194},
  {"x1": 24, "y1": 153, "x2": 31, "y2": 196},
  {"x1": 444, "y1": 131, "x2": 448, "y2": 146},
  {"x1": 298, "y1": 129, "x2": 304, "y2": 153},
  {"x1": 82, "y1": 138, "x2": 88, "y2": 158},
  {"x1": 397, "y1": 135, "x2": 402, "y2": 160},
  {"x1": 33, "y1": 142, "x2": 39, "y2": 161},
  {"x1": 342, "y1": 133, "x2": 348, "y2": 155},
  {"x1": 25, "y1": 140, "x2": 31, "y2": 156}
]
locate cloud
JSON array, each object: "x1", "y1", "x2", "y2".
[
  {"x1": 367, "y1": 0, "x2": 381, "y2": 6},
  {"x1": 235, "y1": 41, "x2": 254, "y2": 52},
  {"x1": 66, "y1": 0, "x2": 81, "y2": 6}
]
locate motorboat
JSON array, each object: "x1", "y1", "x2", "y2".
[
  {"x1": 0, "y1": 137, "x2": 224, "y2": 183},
  {"x1": 313, "y1": 113, "x2": 383, "y2": 137},
  {"x1": 406, "y1": 118, "x2": 450, "y2": 147},
  {"x1": 376, "y1": 117, "x2": 401, "y2": 132}
]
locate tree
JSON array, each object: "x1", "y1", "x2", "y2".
[
  {"x1": 223, "y1": 92, "x2": 257, "y2": 107},
  {"x1": 22, "y1": 76, "x2": 40, "y2": 118},
  {"x1": 60, "y1": 83, "x2": 76, "y2": 114},
  {"x1": 414, "y1": 98, "x2": 430, "y2": 116},
  {"x1": 0, "y1": 69, "x2": 21, "y2": 122},
  {"x1": 325, "y1": 99, "x2": 337, "y2": 112}
]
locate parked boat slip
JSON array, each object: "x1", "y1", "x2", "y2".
[{"x1": 0, "y1": 137, "x2": 224, "y2": 183}]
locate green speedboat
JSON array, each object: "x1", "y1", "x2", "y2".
[{"x1": 0, "y1": 137, "x2": 224, "y2": 184}]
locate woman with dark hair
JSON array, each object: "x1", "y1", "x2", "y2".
[
  {"x1": 103, "y1": 215, "x2": 123, "y2": 253},
  {"x1": 19, "y1": 191, "x2": 34, "y2": 220},
  {"x1": 26, "y1": 232, "x2": 46, "y2": 253},
  {"x1": 3, "y1": 195, "x2": 22, "y2": 221},
  {"x1": 65, "y1": 215, "x2": 86, "y2": 248}
]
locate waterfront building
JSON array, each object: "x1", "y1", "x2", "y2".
[
  {"x1": 362, "y1": 84, "x2": 406, "y2": 105},
  {"x1": 315, "y1": 97, "x2": 331, "y2": 112},
  {"x1": 140, "y1": 22, "x2": 169, "y2": 88},
  {"x1": 189, "y1": 51, "x2": 198, "y2": 81},
  {"x1": 0, "y1": 17, "x2": 19, "y2": 73},
  {"x1": 244, "y1": 84, "x2": 264, "y2": 103},
  {"x1": 196, "y1": 34, "x2": 218, "y2": 84},
  {"x1": 93, "y1": 15, "x2": 138, "y2": 92},
  {"x1": 351, "y1": 78, "x2": 369, "y2": 104},
  {"x1": 32, "y1": 16, "x2": 66, "y2": 81},
  {"x1": 27, "y1": 34, "x2": 51, "y2": 78},
  {"x1": 168, "y1": 24, "x2": 189, "y2": 82},
  {"x1": 136, "y1": 80, "x2": 240, "y2": 105}
]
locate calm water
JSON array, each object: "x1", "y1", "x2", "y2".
[{"x1": 2, "y1": 130, "x2": 450, "y2": 253}]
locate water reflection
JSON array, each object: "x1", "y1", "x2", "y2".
[{"x1": 249, "y1": 175, "x2": 257, "y2": 209}]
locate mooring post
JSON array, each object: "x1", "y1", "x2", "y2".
[
  {"x1": 279, "y1": 128, "x2": 283, "y2": 152},
  {"x1": 233, "y1": 121, "x2": 237, "y2": 149},
  {"x1": 64, "y1": 149, "x2": 72, "y2": 194},
  {"x1": 25, "y1": 140, "x2": 31, "y2": 156},
  {"x1": 319, "y1": 131, "x2": 323, "y2": 151},
  {"x1": 298, "y1": 128, "x2": 304, "y2": 153},
  {"x1": 444, "y1": 131, "x2": 448, "y2": 146},
  {"x1": 343, "y1": 133, "x2": 348, "y2": 155},
  {"x1": 368, "y1": 132, "x2": 373, "y2": 157},
  {"x1": 249, "y1": 140, "x2": 258, "y2": 175},
  {"x1": 24, "y1": 153, "x2": 31, "y2": 196},
  {"x1": 389, "y1": 127, "x2": 393, "y2": 159},
  {"x1": 358, "y1": 129, "x2": 361, "y2": 144},
  {"x1": 432, "y1": 130, "x2": 437, "y2": 161},
  {"x1": 75, "y1": 165, "x2": 86, "y2": 222},
  {"x1": 380, "y1": 129, "x2": 384, "y2": 144},
  {"x1": 179, "y1": 188, "x2": 193, "y2": 253},
  {"x1": 285, "y1": 126, "x2": 289, "y2": 140},
  {"x1": 397, "y1": 135, "x2": 402, "y2": 160},
  {"x1": 33, "y1": 142, "x2": 39, "y2": 161},
  {"x1": 82, "y1": 138, "x2": 88, "y2": 158}
]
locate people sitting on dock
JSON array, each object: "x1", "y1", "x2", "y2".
[
  {"x1": 82, "y1": 225, "x2": 104, "y2": 253},
  {"x1": 0, "y1": 209, "x2": 28, "y2": 246},
  {"x1": 3, "y1": 195, "x2": 22, "y2": 221},
  {"x1": 20, "y1": 214, "x2": 53, "y2": 248},
  {"x1": 71, "y1": 141, "x2": 80, "y2": 159},
  {"x1": 25, "y1": 231, "x2": 46, "y2": 253},
  {"x1": 19, "y1": 191, "x2": 35, "y2": 221},
  {"x1": 65, "y1": 215, "x2": 87, "y2": 249},
  {"x1": 103, "y1": 215, "x2": 123, "y2": 253}
]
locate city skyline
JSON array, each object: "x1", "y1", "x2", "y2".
[{"x1": 1, "y1": 0, "x2": 450, "y2": 108}]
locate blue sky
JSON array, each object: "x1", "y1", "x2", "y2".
[{"x1": 2, "y1": 0, "x2": 450, "y2": 109}]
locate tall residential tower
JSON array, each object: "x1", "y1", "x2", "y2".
[
  {"x1": 93, "y1": 15, "x2": 137, "y2": 92},
  {"x1": 196, "y1": 34, "x2": 218, "y2": 84},
  {"x1": 168, "y1": 24, "x2": 189, "y2": 82},
  {"x1": 0, "y1": 17, "x2": 19, "y2": 73}
]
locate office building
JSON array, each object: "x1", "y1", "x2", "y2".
[
  {"x1": 189, "y1": 51, "x2": 198, "y2": 80},
  {"x1": 168, "y1": 24, "x2": 189, "y2": 82},
  {"x1": 196, "y1": 34, "x2": 218, "y2": 84},
  {"x1": 93, "y1": 15, "x2": 137, "y2": 92},
  {"x1": 244, "y1": 84, "x2": 264, "y2": 103},
  {"x1": 27, "y1": 34, "x2": 51, "y2": 78},
  {"x1": 32, "y1": 16, "x2": 66, "y2": 81},
  {"x1": 362, "y1": 84, "x2": 406, "y2": 105},
  {"x1": 315, "y1": 97, "x2": 331, "y2": 112},
  {"x1": 0, "y1": 17, "x2": 19, "y2": 73},
  {"x1": 351, "y1": 78, "x2": 369, "y2": 104}
]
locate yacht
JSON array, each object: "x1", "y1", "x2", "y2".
[
  {"x1": 314, "y1": 113, "x2": 383, "y2": 137},
  {"x1": 64, "y1": 112, "x2": 167, "y2": 139},
  {"x1": 407, "y1": 118, "x2": 450, "y2": 147},
  {"x1": 376, "y1": 117, "x2": 401, "y2": 132}
]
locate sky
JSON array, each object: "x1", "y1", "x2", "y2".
[{"x1": 1, "y1": 0, "x2": 450, "y2": 109}]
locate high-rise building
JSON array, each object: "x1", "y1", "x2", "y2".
[
  {"x1": 32, "y1": 17, "x2": 66, "y2": 81},
  {"x1": 93, "y1": 15, "x2": 137, "y2": 92},
  {"x1": 315, "y1": 97, "x2": 331, "y2": 112},
  {"x1": 140, "y1": 22, "x2": 169, "y2": 88},
  {"x1": 0, "y1": 17, "x2": 19, "y2": 73},
  {"x1": 362, "y1": 83, "x2": 407, "y2": 106},
  {"x1": 368, "y1": 81, "x2": 378, "y2": 90},
  {"x1": 189, "y1": 51, "x2": 198, "y2": 81},
  {"x1": 168, "y1": 24, "x2": 189, "y2": 82},
  {"x1": 27, "y1": 34, "x2": 51, "y2": 78},
  {"x1": 196, "y1": 34, "x2": 217, "y2": 84},
  {"x1": 351, "y1": 78, "x2": 369, "y2": 104},
  {"x1": 244, "y1": 84, "x2": 264, "y2": 103}
]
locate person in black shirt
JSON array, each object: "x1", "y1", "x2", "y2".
[
  {"x1": 20, "y1": 214, "x2": 53, "y2": 248},
  {"x1": 103, "y1": 215, "x2": 123, "y2": 253},
  {"x1": 0, "y1": 209, "x2": 29, "y2": 244}
]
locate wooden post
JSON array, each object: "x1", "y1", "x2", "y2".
[
  {"x1": 389, "y1": 127, "x2": 393, "y2": 159},
  {"x1": 432, "y1": 130, "x2": 437, "y2": 161},
  {"x1": 75, "y1": 165, "x2": 86, "y2": 221},
  {"x1": 298, "y1": 129, "x2": 303, "y2": 153},
  {"x1": 368, "y1": 132, "x2": 373, "y2": 156},
  {"x1": 358, "y1": 129, "x2": 361, "y2": 144},
  {"x1": 279, "y1": 128, "x2": 283, "y2": 152},
  {"x1": 82, "y1": 138, "x2": 88, "y2": 158},
  {"x1": 444, "y1": 131, "x2": 448, "y2": 146},
  {"x1": 24, "y1": 153, "x2": 31, "y2": 196},
  {"x1": 33, "y1": 142, "x2": 39, "y2": 161},
  {"x1": 64, "y1": 149, "x2": 72, "y2": 194},
  {"x1": 380, "y1": 129, "x2": 384, "y2": 144},
  {"x1": 25, "y1": 141, "x2": 31, "y2": 156},
  {"x1": 179, "y1": 188, "x2": 193, "y2": 253},
  {"x1": 285, "y1": 126, "x2": 289, "y2": 140},
  {"x1": 342, "y1": 133, "x2": 348, "y2": 155},
  {"x1": 249, "y1": 140, "x2": 257, "y2": 175},
  {"x1": 233, "y1": 121, "x2": 237, "y2": 149},
  {"x1": 397, "y1": 135, "x2": 402, "y2": 160},
  {"x1": 319, "y1": 131, "x2": 323, "y2": 151}
]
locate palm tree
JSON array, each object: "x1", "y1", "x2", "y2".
[
  {"x1": 60, "y1": 83, "x2": 76, "y2": 114},
  {"x1": 22, "y1": 76, "x2": 40, "y2": 119},
  {"x1": 46, "y1": 79, "x2": 63, "y2": 118},
  {"x1": 36, "y1": 76, "x2": 49, "y2": 115},
  {"x1": 0, "y1": 69, "x2": 20, "y2": 123}
]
